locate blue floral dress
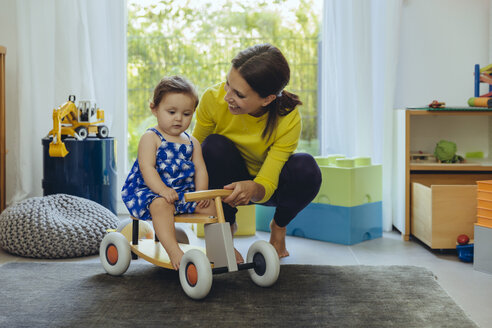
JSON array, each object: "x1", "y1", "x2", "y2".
[{"x1": 121, "y1": 128, "x2": 197, "y2": 220}]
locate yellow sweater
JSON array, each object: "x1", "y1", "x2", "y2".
[{"x1": 192, "y1": 82, "x2": 301, "y2": 203}]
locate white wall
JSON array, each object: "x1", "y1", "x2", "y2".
[
  {"x1": 395, "y1": 0, "x2": 490, "y2": 108},
  {"x1": 392, "y1": 0, "x2": 490, "y2": 233}
]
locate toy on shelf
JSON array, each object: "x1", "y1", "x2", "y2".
[
  {"x1": 410, "y1": 151, "x2": 436, "y2": 163},
  {"x1": 469, "y1": 64, "x2": 492, "y2": 108},
  {"x1": 100, "y1": 189, "x2": 280, "y2": 300},
  {"x1": 434, "y1": 140, "x2": 464, "y2": 163},
  {"x1": 47, "y1": 95, "x2": 109, "y2": 157},
  {"x1": 468, "y1": 97, "x2": 492, "y2": 108},
  {"x1": 428, "y1": 100, "x2": 445, "y2": 108}
]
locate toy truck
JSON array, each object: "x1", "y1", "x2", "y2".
[{"x1": 47, "y1": 95, "x2": 108, "y2": 157}]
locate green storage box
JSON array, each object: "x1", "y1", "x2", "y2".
[{"x1": 313, "y1": 155, "x2": 382, "y2": 207}]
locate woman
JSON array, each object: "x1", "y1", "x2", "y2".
[{"x1": 192, "y1": 43, "x2": 322, "y2": 259}]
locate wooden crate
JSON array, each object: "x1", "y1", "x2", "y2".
[{"x1": 411, "y1": 182, "x2": 477, "y2": 249}]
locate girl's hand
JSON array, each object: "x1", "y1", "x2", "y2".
[
  {"x1": 223, "y1": 180, "x2": 264, "y2": 207},
  {"x1": 159, "y1": 188, "x2": 179, "y2": 204},
  {"x1": 196, "y1": 199, "x2": 210, "y2": 208}
]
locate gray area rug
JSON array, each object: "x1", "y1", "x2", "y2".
[{"x1": 0, "y1": 263, "x2": 477, "y2": 328}]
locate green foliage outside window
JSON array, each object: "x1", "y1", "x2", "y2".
[{"x1": 127, "y1": 0, "x2": 320, "y2": 166}]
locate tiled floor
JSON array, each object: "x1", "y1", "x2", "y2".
[{"x1": 1, "y1": 222, "x2": 491, "y2": 328}]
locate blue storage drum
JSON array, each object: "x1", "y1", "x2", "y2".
[{"x1": 42, "y1": 137, "x2": 117, "y2": 214}]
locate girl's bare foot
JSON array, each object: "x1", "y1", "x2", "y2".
[
  {"x1": 167, "y1": 247, "x2": 184, "y2": 270},
  {"x1": 269, "y1": 220, "x2": 289, "y2": 258}
]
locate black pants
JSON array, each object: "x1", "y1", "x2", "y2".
[{"x1": 201, "y1": 134, "x2": 322, "y2": 227}]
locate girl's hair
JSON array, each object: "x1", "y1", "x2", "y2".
[
  {"x1": 231, "y1": 43, "x2": 302, "y2": 140},
  {"x1": 151, "y1": 75, "x2": 199, "y2": 109}
]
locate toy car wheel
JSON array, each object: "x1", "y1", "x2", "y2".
[
  {"x1": 179, "y1": 249, "x2": 212, "y2": 300},
  {"x1": 76, "y1": 126, "x2": 88, "y2": 140},
  {"x1": 99, "y1": 232, "x2": 131, "y2": 276},
  {"x1": 247, "y1": 240, "x2": 280, "y2": 287},
  {"x1": 97, "y1": 125, "x2": 109, "y2": 138}
]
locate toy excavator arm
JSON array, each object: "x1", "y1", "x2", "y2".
[{"x1": 48, "y1": 98, "x2": 79, "y2": 157}]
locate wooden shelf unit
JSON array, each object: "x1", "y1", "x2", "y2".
[
  {"x1": 0, "y1": 46, "x2": 5, "y2": 213},
  {"x1": 401, "y1": 109, "x2": 492, "y2": 243},
  {"x1": 410, "y1": 163, "x2": 492, "y2": 171}
]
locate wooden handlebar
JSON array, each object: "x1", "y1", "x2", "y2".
[{"x1": 184, "y1": 189, "x2": 233, "y2": 202}]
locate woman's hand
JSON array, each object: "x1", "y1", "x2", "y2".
[
  {"x1": 223, "y1": 180, "x2": 265, "y2": 207},
  {"x1": 159, "y1": 188, "x2": 179, "y2": 204}
]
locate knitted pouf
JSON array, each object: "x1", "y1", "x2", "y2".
[{"x1": 0, "y1": 194, "x2": 120, "y2": 259}]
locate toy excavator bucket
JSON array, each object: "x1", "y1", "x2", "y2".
[{"x1": 49, "y1": 141, "x2": 69, "y2": 157}]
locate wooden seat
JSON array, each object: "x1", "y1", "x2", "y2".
[
  {"x1": 174, "y1": 213, "x2": 218, "y2": 224},
  {"x1": 131, "y1": 213, "x2": 218, "y2": 224},
  {"x1": 130, "y1": 189, "x2": 233, "y2": 224}
]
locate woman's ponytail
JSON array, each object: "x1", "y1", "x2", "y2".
[{"x1": 262, "y1": 90, "x2": 302, "y2": 140}]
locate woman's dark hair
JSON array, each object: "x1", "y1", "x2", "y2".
[
  {"x1": 231, "y1": 43, "x2": 302, "y2": 140},
  {"x1": 151, "y1": 75, "x2": 199, "y2": 109}
]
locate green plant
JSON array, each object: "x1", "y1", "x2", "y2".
[{"x1": 127, "y1": 0, "x2": 321, "y2": 165}]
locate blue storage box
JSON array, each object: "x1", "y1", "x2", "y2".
[
  {"x1": 256, "y1": 202, "x2": 382, "y2": 245},
  {"x1": 42, "y1": 137, "x2": 117, "y2": 214},
  {"x1": 456, "y1": 244, "x2": 474, "y2": 263}
]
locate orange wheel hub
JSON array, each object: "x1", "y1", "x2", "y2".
[
  {"x1": 186, "y1": 263, "x2": 198, "y2": 286},
  {"x1": 106, "y1": 245, "x2": 118, "y2": 265}
]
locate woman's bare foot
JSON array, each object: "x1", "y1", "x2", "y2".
[
  {"x1": 269, "y1": 220, "x2": 289, "y2": 258},
  {"x1": 234, "y1": 248, "x2": 244, "y2": 264}
]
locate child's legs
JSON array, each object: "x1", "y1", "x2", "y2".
[{"x1": 149, "y1": 197, "x2": 183, "y2": 269}]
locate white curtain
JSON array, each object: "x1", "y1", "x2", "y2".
[
  {"x1": 8, "y1": 0, "x2": 127, "y2": 205},
  {"x1": 320, "y1": 0, "x2": 402, "y2": 231}
]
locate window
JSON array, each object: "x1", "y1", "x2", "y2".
[{"x1": 127, "y1": 0, "x2": 321, "y2": 166}]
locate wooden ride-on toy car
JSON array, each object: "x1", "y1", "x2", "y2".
[{"x1": 99, "y1": 189, "x2": 280, "y2": 300}]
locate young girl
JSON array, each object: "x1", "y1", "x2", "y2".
[{"x1": 121, "y1": 75, "x2": 216, "y2": 270}]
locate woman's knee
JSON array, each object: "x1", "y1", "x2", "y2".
[
  {"x1": 285, "y1": 153, "x2": 322, "y2": 187},
  {"x1": 202, "y1": 134, "x2": 234, "y2": 157}
]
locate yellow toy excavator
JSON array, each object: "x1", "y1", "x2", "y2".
[{"x1": 48, "y1": 95, "x2": 109, "y2": 157}]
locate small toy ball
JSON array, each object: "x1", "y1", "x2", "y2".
[
  {"x1": 457, "y1": 234, "x2": 470, "y2": 245},
  {"x1": 117, "y1": 218, "x2": 154, "y2": 242}
]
